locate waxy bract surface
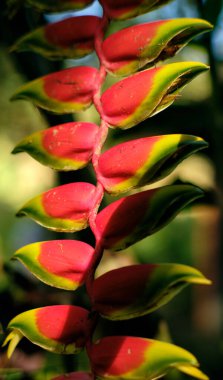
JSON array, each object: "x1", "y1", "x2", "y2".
[
  {"x1": 99, "y1": 0, "x2": 174, "y2": 20},
  {"x1": 13, "y1": 122, "x2": 99, "y2": 171},
  {"x1": 4, "y1": 305, "x2": 91, "y2": 355},
  {"x1": 11, "y1": 16, "x2": 101, "y2": 59},
  {"x1": 98, "y1": 134, "x2": 207, "y2": 194},
  {"x1": 11, "y1": 66, "x2": 99, "y2": 114},
  {"x1": 101, "y1": 62, "x2": 209, "y2": 129},
  {"x1": 95, "y1": 184, "x2": 203, "y2": 250},
  {"x1": 23, "y1": 0, "x2": 94, "y2": 12},
  {"x1": 92, "y1": 263, "x2": 211, "y2": 319},
  {"x1": 16, "y1": 182, "x2": 96, "y2": 232},
  {"x1": 102, "y1": 18, "x2": 212, "y2": 76},
  {"x1": 14, "y1": 240, "x2": 95, "y2": 290},
  {"x1": 88, "y1": 336, "x2": 207, "y2": 380}
]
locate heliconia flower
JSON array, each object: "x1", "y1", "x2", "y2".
[
  {"x1": 100, "y1": 62, "x2": 209, "y2": 129},
  {"x1": 91, "y1": 263, "x2": 211, "y2": 320},
  {"x1": 98, "y1": 134, "x2": 207, "y2": 195},
  {"x1": 99, "y1": 0, "x2": 174, "y2": 20},
  {"x1": 88, "y1": 336, "x2": 208, "y2": 380},
  {"x1": 101, "y1": 18, "x2": 212, "y2": 76},
  {"x1": 16, "y1": 182, "x2": 96, "y2": 232},
  {"x1": 11, "y1": 66, "x2": 99, "y2": 114},
  {"x1": 52, "y1": 372, "x2": 93, "y2": 380},
  {"x1": 95, "y1": 184, "x2": 203, "y2": 250},
  {"x1": 21, "y1": 0, "x2": 94, "y2": 12},
  {"x1": 12, "y1": 122, "x2": 99, "y2": 171},
  {"x1": 2, "y1": 305, "x2": 91, "y2": 357},
  {"x1": 13, "y1": 240, "x2": 95, "y2": 290},
  {"x1": 10, "y1": 16, "x2": 101, "y2": 60}
]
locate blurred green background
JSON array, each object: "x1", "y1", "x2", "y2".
[{"x1": 0, "y1": 0, "x2": 223, "y2": 378}]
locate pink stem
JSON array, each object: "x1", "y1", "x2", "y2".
[{"x1": 87, "y1": 12, "x2": 110, "y2": 292}]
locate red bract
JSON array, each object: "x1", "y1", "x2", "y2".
[
  {"x1": 24, "y1": 0, "x2": 94, "y2": 12},
  {"x1": 95, "y1": 185, "x2": 203, "y2": 250},
  {"x1": 11, "y1": 66, "x2": 99, "y2": 114},
  {"x1": 42, "y1": 122, "x2": 98, "y2": 168},
  {"x1": 100, "y1": 62, "x2": 208, "y2": 129},
  {"x1": 39, "y1": 241, "x2": 94, "y2": 283},
  {"x1": 92, "y1": 264, "x2": 210, "y2": 320},
  {"x1": 102, "y1": 18, "x2": 212, "y2": 75},
  {"x1": 99, "y1": 0, "x2": 174, "y2": 20},
  {"x1": 89, "y1": 336, "x2": 150, "y2": 376},
  {"x1": 37, "y1": 306, "x2": 89, "y2": 346},
  {"x1": 42, "y1": 183, "x2": 94, "y2": 220},
  {"x1": 14, "y1": 240, "x2": 95, "y2": 290},
  {"x1": 88, "y1": 336, "x2": 205, "y2": 380},
  {"x1": 11, "y1": 16, "x2": 102, "y2": 59},
  {"x1": 45, "y1": 16, "x2": 100, "y2": 50},
  {"x1": 16, "y1": 182, "x2": 96, "y2": 232},
  {"x1": 98, "y1": 134, "x2": 207, "y2": 194},
  {"x1": 4, "y1": 306, "x2": 92, "y2": 355},
  {"x1": 43, "y1": 67, "x2": 98, "y2": 104},
  {"x1": 13, "y1": 122, "x2": 99, "y2": 170}
]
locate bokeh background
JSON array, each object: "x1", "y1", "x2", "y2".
[{"x1": 0, "y1": 0, "x2": 223, "y2": 378}]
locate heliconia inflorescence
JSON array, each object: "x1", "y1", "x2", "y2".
[{"x1": 4, "y1": 0, "x2": 213, "y2": 379}]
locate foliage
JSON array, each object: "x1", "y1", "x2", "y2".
[{"x1": 2, "y1": 0, "x2": 213, "y2": 379}]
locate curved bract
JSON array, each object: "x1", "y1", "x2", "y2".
[
  {"x1": 99, "y1": 0, "x2": 174, "y2": 20},
  {"x1": 3, "y1": 306, "x2": 91, "y2": 357},
  {"x1": 14, "y1": 240, "x2": 95, "y2": 290},
  {"x1": 92, "y1": 263, "x2": 211, "y2": 320},
  {"x1": 11, "y1": 66, "x2": 99, "y2": 114},
  {"x1": 24, "y1": 0, "x2": 94, "y2": 12},
  {"x1": 102, "y1": 18, "x2": 212, "y2": 76},
  {"x1": 101, "y1": 62, "x2": 209, "y2": 129},
  {"x1": 98, "y1": 134, "x2": 208, "y2": 194},
  {"x1": 11, "y1": 16, "x2": 101, "y2": 60},
  {"x1": 16, "y1": 182, "x2": 96, "y2": 232},
  {"x1": 12, "y1": 122, "x2": 99, "y2": 171},
  {"x1": 95, "y1": 184, "x2": 204, "y2": 250},
  {"x1": 88, "y1": 336, "x2": 208, "y2": 380}
]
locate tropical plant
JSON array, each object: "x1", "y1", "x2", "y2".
[{"x1": 3, "y1": 0, "x2": 213, "y2": 379}]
